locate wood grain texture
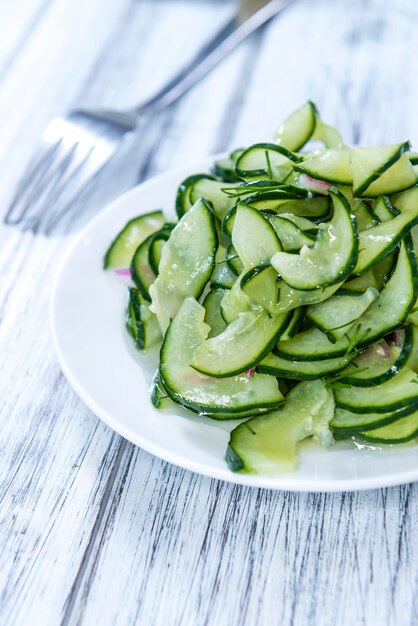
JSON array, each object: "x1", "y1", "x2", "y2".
[{"x1": 0, "y1": 1, "x2": 417, "y2": 625}]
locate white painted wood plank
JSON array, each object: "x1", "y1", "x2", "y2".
[{"x1": 71, "y1": 452, "x2": 418, "y2": 626}]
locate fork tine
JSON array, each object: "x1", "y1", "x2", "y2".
[
  {"x1": 4, "y1": 140, "x2": 64, "y2": 225},
  {"x1": 20, "y1": 143, "x2": 84, "y2": 230},
  {"x1": 39, "y1": 145, "x2": 113, "y2": 234}
]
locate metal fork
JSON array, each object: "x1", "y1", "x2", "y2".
[{"x1": 5, "y1": 0, "x2": 293, "y2": 234}]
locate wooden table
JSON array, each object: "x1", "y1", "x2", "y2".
[{"x1": 1, "y1": 1, "x2": 417, "y2": 624}]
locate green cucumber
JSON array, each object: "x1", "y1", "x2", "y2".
[
  {"x1": 358, "y1": 410, "x2": 418, "y2": 443},
  {"x1": 235, "y1": 143, "x2": 302, "y2": 181},
  {"x1": 226, "y1": 380, "x2": 334, "y2": 473},
  {"x1": 335, "y1": 327, "x2": 413, "y2": 387},
  {"x1": 330, "y1": 405, "x2": 416, "y2": 435},
  {"x1": 240, "y1": 265, "x2": 278, "y2": 316},
  {"x1": 148, "y1": 226, "x2": 174, "y2": 275},
  {"x1": 126, "y1": 288, "x2": 161, "y2": 350},
  {"x1": 149, "y1": 199, "x2": 217, "y2": 333},
  {"x1": 104, "y1": 210, "x2": 166, "y2": 269},
  {"x1": 306, "y1": 287, "x2": 379, "y2": 343},
  {"x1": 160, "y1": 297, "x2": 284, "y2": 417},
  {"x1": 276, "y1": 239, "x2": 417, "y2": 360},
  {"x1": 257, "y1": 351, "x2": 351, "y2": 380},
  {"x1": 232, "y1": 204, "x2": 282, "y2": 268},
  {"x1": 189, "y1": 179, "x2": 237, "y2": 221},
  {"x1": 210, "y1": 245, "x2": 237, "y2": 289},
  {"x1": 353, "y1": 190, "x2": 418, "y2": 275},
  {"x1": 203, "y1": 288, "x2": 228, "y2": 338},
  {"x1": 334, "y1": 366, "x2": 418, "y2": 413},
  {"x1": 226, "y1": 244, "x2": 244, "y2": 276},
  {"x1": 294, "y1": 148, "x2": 352, "y2": 185},
  {"x1": 274, "y1": 101, "x2": 318, "y2": 151},
  {"x1": 277, "y1": 280, "x2": 343, "y2": 312},
  {"x1": 131, "y1": 233, "x2": 158, "y2": 301},
  {"x1": 265, "y1": 213, "x2": 315, "y2": 251},
  {"x1": 271, "y1": 189, "x2": 358, "y2": 290},
  {"x1": 352, "y1": 142, "x2": 411, "y2": 196},
  {"x1": 192, "y1": 307, "x2": 290, "y2": 378},
  {"x1": 372, "y1": 196, "x2": 398, "y2": 222},
  {"x1": 176, "y1": 174, "x2": 216, "y2": 218}
]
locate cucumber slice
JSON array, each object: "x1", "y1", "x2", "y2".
[
  {"x1": 295, "y1": 149, "x2": 352, "y2": 185},
  {"x1": 203, "y1": 288, "x2": 228, "y2": 338},
  {"x1": 277, "y1": 280, "x2": 343, "y2": 312},
  {"x1": 176, "y1": 174, "x2": 216, "y2": 218},
  {"x1": 222, "y1": 196, "x2": 329, "y2": 239},
  {"x1": 337, "y1": 271, "x2": 379, "y2": 295},
  {"x1": 258, "y1": 351, "x2": 351, "y2": 380},
  {"x1": 352, "y1": 141, "x2": 410, "y2": 196},
  {"x1": 334, "y1": 367, "x2": 418, "y2": 413},
  {"x1": 226, "y1": 244, "x2": 244, "y2": 276},
  {"x1": 354, "y1": 238, "x2": 417, "y2": 349},
  {"x1": 311, "y1": 120, "x2": 345, "y2": 149},
  {"x1": 151, "y1": 371, "x2": 173, "y2": 410},
  {"x1": 103, "y1": 210, "x2": 166, "y2": 269},
  {"x1": 160, "y1": 297, "x2": 284, "y2": 417},
  {"x1": 148, "y1": 226, "x2": 173, "y2": 275},
  {"x1": 359, "y1": 410, "x2": 418, "y2": 443},
  {"x1": 274, "y1": 101, "x2": 318, "y2": 151},
  {"x1": 277, "y1": 239, "x2": 417, "y2": 360},
  {"x1": 360, "y1": 154, "x2": 417, "y2": 197},
  {"x1": 275, "y1": 326, "x2": 349, "y2": 361},
  {"x1": 271, "y1": 189, "x2": 358, "y2": 290},
  {"x1": 240, "y1": 265, "x2": 278, "y2": 316},
  {"x1": 306, "y1": 287, "x2": 379, "y2": 343},
  {"x1": 149, "y1": 199, "x2": 217, "y2": 333},
  {"x1": 265, "y1": 214, "x2": 315, "y2": 251},
  {"x1": 279, "y1": 306, "x2": 305, "y2": 340},
  {"x1": 372, "y1": 251, "x2": 396, "y2": 289},
  {"x1": 213, "y1": 151, "x2": 242, "y2": 182},
  {"x1": 210, "y1": 245, "x2": 237, "y2": 289},
  {"x1": 275, "y1": 213, "x2": 319, "y2": 234},
  {"x1": 232, "y1": 204, "x2": 282, "y2": 268},
  {"x1": 126, "y1": 288, "x2": 161, "y2": 351},
  {"x1": 192, "y1": 307, "x2": 290, "y2": 378},
  {"x1": 337, "y1": 326, "x2": 414, "y2": 387},
  {"x1": 235, "y1": 143, "x2": 302, "y2": 181},
  {"x1": 330, "y1": 405, "x2": 416, "y2": 435},
  {"x1": 131, "y1": 233, "x2": 158, "y2": 301},
  {"x1": 353, "y1": 192, "x2": 418, "y2": 275},
  {"x1": 226, "y1": 380, "x2": 334, "y2": 474},
  {"x1": 190, "y1": 179, "x2": 237, "y2": 221},
  {"x1": 372, "y1": 195, "x2": 398, "y2": 222},
  {"x1": 220, "y1": 278, "x2": 251, "y2": 325},
  {"x1": 353, "y1": 200, "x2": 378, "y2": 230}
]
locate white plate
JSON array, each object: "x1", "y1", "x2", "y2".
[{"x1": 51, "y1": 157, "x2": 418, "y2": 492}]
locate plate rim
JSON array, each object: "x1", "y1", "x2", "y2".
[{"x1": 50, "y1": 159, "x2": 418, "y2": 493}]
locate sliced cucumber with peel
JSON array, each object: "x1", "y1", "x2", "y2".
[
  {"x1": 226, "y1": 380, "x2": 334, "y2": 474},
  {"x1": 271, "y1": 189, "x2": 358, "y2": 290},
  {"x1": 150, "y1": 199, "x2": 217, "y2": 333},
  {"x1": 160, "y1": 297, "x2": 284, "y2": 417},
  {"x1": 104, "y1": 210, "x2": 166, "y2": 269}
]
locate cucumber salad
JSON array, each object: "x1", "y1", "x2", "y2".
[{"x1": 104, "y1": 101, "x2": 418, "y2": 475}]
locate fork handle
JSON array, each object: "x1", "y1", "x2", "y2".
[{"x1": 133, "y1": 0, "x2": 293, "y2": 115}]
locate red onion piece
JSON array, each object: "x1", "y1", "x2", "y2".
[
  {"x1": 387, "y1": 329, "x2": 405, "y2": 347},
  {"x1": 299, "y1": 173, "x2": 332, "y2": 195},
  {"x1": 246, "y1": 368, "x2": 255, "y2": 378},
  {"x1": 376, "y1": 340, "x2": 391, "y2": 359},
  {"x1": 362, "y1": 340, "x2": 391, "y2": 360},
  {"x1": 112, "y1": 268, "x2": 135, "y2": 287}
]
